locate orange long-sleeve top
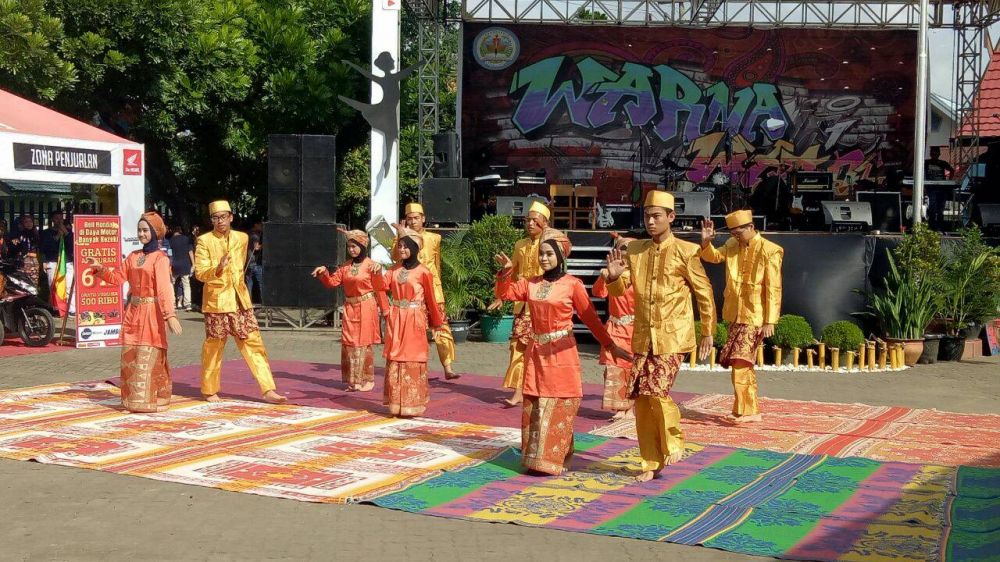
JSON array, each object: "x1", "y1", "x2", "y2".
[
  {"x1": 592, "y1": 273, "x2": 635, "y2": 369},
  {"x1": 96, "y1": 250, "x2": 176, "y2": 349},
  {"x1": 317, "y1": 257, "x2": 388, "y2": 347},
  {"x1": 495, "y1": 273, "x2": 614, "y2": 398},
  {"x1": 374, "y1": 264, "x2": 444, "y2": 362}
]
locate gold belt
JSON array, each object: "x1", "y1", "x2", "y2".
[
  {"x1": 391, "y1": 298, "x2": 424, "y2": 309},
  {"x1": 609, "y1": 314, "x2": 635, "y2": 326},
  {"x1": 345, "y1": 292, "x2": 375, "y2": 305},
  {"x1": 532, "y1": 328, "x2": 571, "y2": 344},
  {"x1": 128, "y1": 296, "x2": 156, "y2": 305}
]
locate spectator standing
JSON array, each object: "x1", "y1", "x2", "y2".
[
  {"x1": 40, "y1": 210, "x2": 75, "y2": 314},
  {"x1": 7, "y1": 215, "x2": 41, "y2": 286},
  {"x1": 169, "y1": 225, "x2": 195, "y2": 310},
  {"x1": 246, "y1": 221, "x2": 264, "y2": 304}
]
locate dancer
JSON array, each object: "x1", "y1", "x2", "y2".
[
  {"x1": 401, "y1": 202, "x2": 458, "y2": 380},
  {"x1": 489, "y1": 201, "x2": 549, "y2": 407},
  {"x1": 312, "y1": 228, "x2": 388, "y2": 392},
  {"x1": 605, "y1": 191, "x2": 716, "y2": 482},
  {"x1": 194, "y1": 200, "x2": 286, "y2": 404},
  {"x1": 374, "y1": 226, "x2": 445, "y2": 417},
  {"x1": 701, "y1": 211, "x2": 783, "y2": 424},
  {"x1": 87, "y1": 211, "x2": 181, "y2": 413},
  {"x1": 592, "y1": 232, "x2": 637, "y2": 420},
  {"x1": 495, "y1": 228, "x2": 631, "y2": 476}
]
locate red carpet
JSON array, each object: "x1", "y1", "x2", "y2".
[
  {"x1": 0, "y1": 339, "x2": 73, "y2": 358},
  {"x1": 160, "y1": 360, "x2": 696, "y2": 433}
]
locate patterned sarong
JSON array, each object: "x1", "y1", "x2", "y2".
[
  {"x1": 602, "y1": 365, "x2": 633, "y2": 412},
  {"x1": 629, "y1": 350, "x2": 684, "y2": 399},
  {"x1": 384, "y1": 361, "x2": 429, "y2": 417},
  {"x1": 719, "y1": 323, "x2": 764, "y2": 369},
  {"x1": 204, "y1": 308, "x2": 259, "y2": 340},
  {"x1": 521, "y1": 396, "x2": 581, "y2": 475},
  {"x1": 120, "y1": 345, "x2": 172, "y2": 413},
  {"x1": 341, "y1": 344, "x2": 374, "y2": 386}
]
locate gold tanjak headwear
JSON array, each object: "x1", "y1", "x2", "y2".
[
  {"x1": 528, "y1": 201, "x2": 551, "y2": 220},
  {"x1": 404, "y1": 202, "x2": 424, "y2": 216},
  {"x1": 208, "y1": 200, "x2": 232, "y2": 215},
  {"x1": 540, "y1": 227, "x2": 572, "y2": 257},
  {"x1": 643, "y1": 190, "x2": 674, "y2": 210},
  {"x1": 725, "y1": 210, "x2": 754, "y2": 229},
  {"x1": 397, "y1": 226, "x2": 424, "y2": 250},
  {"x1": 338, "y1": 227, "x2": 369, "y2": 248}
]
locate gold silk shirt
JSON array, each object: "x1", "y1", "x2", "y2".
[
  {"x1": 194, "y1": 230, "x2": 253, "y2": 313},
  {"x1": 700, "y1": 233, "x2": 783, "y2": 326},
  {"x1": 608, "y1": 235, "x2": 716, "y2": 355},
  {"x1": 417, "y1": 230, "x2": 445, "y2": 304},
  {"x1": 510, "y1": 236, "x2": 544, "y2": 315}
]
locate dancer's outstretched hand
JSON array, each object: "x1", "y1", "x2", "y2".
[
  {"x1": 701, "y1": 218, "x2": 716, "y2": 246},
  {"x1": 761, "y1": 324, "x2": 775, "y2": 338},
  {"x1": 311, "y1": 266, "x2": 326, "y2": 277},
  {"x1": 167, "y1": 317, "x2": 183, "y2": 335},
  {"x1": 605, "y1": 249, "x2": 627, "y2": 281},
  {"x1": 486, "y1": 298, "x2": 504, "y2": 311},
  {"x1": 698, "y1": 336, "x2": 714, "y2": 361},
  {"x1": 494, "y1": 252, "x2": 512, "y2": 270}
]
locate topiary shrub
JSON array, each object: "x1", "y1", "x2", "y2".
[
  {"x1": 695, "y1": 319, "x2": 729, "y2": 347},
  {"x1": 821, "y1": 321, "x2": 865, "y2": 351},
  {"x1": 768, "y1": 315, "x2": 815, "y2": 349}
]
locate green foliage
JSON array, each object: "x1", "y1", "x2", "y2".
[
  {"x1": 821, "y1": 321, "x2": 865, "y2": 352},
  {"x1": 939, "y1": 227, "x2": 1000, "y2": 333},
  {"x1": 337, "y1": 143, "x2": 371, "y2": 227},
  {"x1": 768, "y1": 315, "x2": 815, "y2": 349},
  {"x1": 860, "y1": 250, "x2": 939, "y2": 340},
  {"x1": 573, "y1": 8, "x2": 609, "y2": 21},
  {"x1": 464, "y1": 215, "x2": 523, "y2": 316},
  {"x1": 695, "y1": 320, "x2": 729, "y2": 346},
  {"x1": 892, "y1": 223, "x2": 943, "y2": 286},
  {"x1": 0, "y1": 0, "x2": 78, "y2": 99},
  {"x1": 439, "y1": 230, "x2": 492, "y2": 320}
]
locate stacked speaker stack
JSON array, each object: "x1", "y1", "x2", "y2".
[
  {"x1": 422, "y1": 131, "x2": 470, "y2": 224},
  {"x1": 263, "y1": 134, "x2": 345, "y2": 309}
]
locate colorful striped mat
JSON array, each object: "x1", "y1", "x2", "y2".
[
  {"x1": 590, "y1": 394, "x2": 1000, "y2": 467},
  {"x1": 0, "y1": 383, "x2": 518, "y2": 503},
  {"x1": 374, "y1": 435, "x2": 1000, "y2": 561}
]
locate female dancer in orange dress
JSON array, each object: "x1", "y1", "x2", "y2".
[
  {"x1": 591, "y1": 232, "x2": 637, "y2": 420},
  {"x1": 495, "y1": 228, "x2": 631, "y2": 475},
  {"x1": 312, "y1": 228, "x2": 388, "y2": 392},
  {"x1": 86, "y1": 212, "x2": 182, "y2": 413},
  {"x1": 373, "y1": 227, "x2": 445, "y2": 417}
]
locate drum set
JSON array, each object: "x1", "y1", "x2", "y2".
[{"x1": 662, "y1": 157, "x2": 750, "y2": 215}]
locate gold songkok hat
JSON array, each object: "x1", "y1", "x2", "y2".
[
  {"x1": 643, "y1": 190, "x2": 674, "y2": 210},
  {"x1": 404, "y1": 202, "x2": 424, "y2": 216},
  {"x1": 540, "y1": 227, "x2": 572, "y2": 257},
  {"x1": 338, "y1": 227, "x2": 369, "y2": 248},
  {"x1": 208, "y1": 200, "x2": 232, "y2": 215},
  {"x1": 528, "y1": 200, "x2": 551, "y2": 220},
  {"x1": 725, "y1": 210, "x2": 754, "y2": 229},
  {"x1": 397, "y1": 226, "x2": 424, "y2": 250}
]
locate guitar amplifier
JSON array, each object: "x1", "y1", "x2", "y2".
[{"x1": 796, "y1": 172, "x2": 834, "y2": 191}]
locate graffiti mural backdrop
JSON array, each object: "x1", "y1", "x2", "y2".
[{"x1": 462, "y1": 24, "x2": 917, "y2": 208}]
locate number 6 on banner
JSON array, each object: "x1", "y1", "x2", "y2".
[{"x1": 81, "y1": 267, "x2": 96, "y2": 288}]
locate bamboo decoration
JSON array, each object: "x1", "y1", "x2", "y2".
[
  {"x1": 709, "y1": 347, "x2": 717, "y2": 368},
  {"x1": 878, "y1": 340, "x2": 888, "y2": 370},
  {"x1": 756, "y1": 345, "x2": 765, "y2": 367},
  {"x1": 773, "y1": 346, "x2": 783, "y2": 365},
  {"x1": 890, "y1": 345, "x2": 901, "y2": 369},
  {"x1": 792, "y1": 347, "x2": 801, "y2": 368},
  {"x1": 806, "y1": 349, "x2": 816, "y2": 369},
  {"x1": 857, "y1": 344, "x2": 866, "y2": 370},
  {"x1": 690, "y1": 351, "x2": 697, "y2": 368},
  {"x1": 867, "y1": 341, "x2": 877, "y2": 371},
  {"x1": 846, "y1": 350, "x2": 856, "y2": 371},
  {"x1": 817, "y1": 343, "x2": 826, "y2": 370},
  {"x1": 830, "y1": 347, "x2": 840, "y2": 370}
]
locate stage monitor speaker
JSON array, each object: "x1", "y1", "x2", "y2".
[
  {"x1": 857, "y1": 191, "x2": 902, "y2": 232},
  {"x1": 267, "y1": 134, "x2": 337, "y2": 223},
  {"x1": 821, "y1": 201, "x2": 872, "y2": 232},
  {"x1": 421, "y1": 178, "x2": 470, "y2": 224},
  {"x1": 673, "y1": 192, "x2": 711, "y2": 218},
  {"x1": 262, "y1": 223, "x2": 345, "y2": 308},
  {"x1": 432, "y1": 132, "x2": 460, "y2": 178}
]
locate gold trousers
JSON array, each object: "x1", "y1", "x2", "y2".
[
  {"x1": 432, "y1": 323, "x2": 455, "y2": 369},
  {"x1": 731, "y1": 365, "x2": 760, "y2": 416},
  {"x1": 502, "y1": 339, "x2": 527, "y2": 390},
  {"x1": 200, "y1": 331, "x2": 277, "y2": 396},
  {"x1": 634, "y1": 395, "x2": 684, "y2": 472}
]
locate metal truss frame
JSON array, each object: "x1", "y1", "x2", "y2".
[
  {"x1": 953, "y1": 1, "x2": 990, "y2": 177},
  {"x1": 408, "y1": 1, "x2": 444, "y2": 182}
]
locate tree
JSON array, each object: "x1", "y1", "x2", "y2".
[{"x1": 0, "y1": 0, "x2": 79, "y2": 100}]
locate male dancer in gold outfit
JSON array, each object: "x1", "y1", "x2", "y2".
[
  {"x1": 402, "y1": 202, "x2": 458, "y2": 380},
  {"x1": 488, "y1": 201, "x2": 549, "y2": 407},
  {"x1": 194, "y1": 200, "x2": 286, "y2": 404},
  {"x1": 606, "y1": 191, "x2": 716, "y2": 481},
  {"x1": 701, "y1": 210, "x2": 783, "y2": 423}
]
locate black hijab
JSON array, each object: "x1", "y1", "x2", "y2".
[
  {"x1": 140, "y1": 219, "x2": 159, "y2": 254},
  {"x1": 541, "y1": 239, "x2": 566, "y2": 282},
  {"x1": 400, "y1": 236, "x2": 420, "y2": 270},
  {"x1": 349, "y1": 240, "x2": 367, "y2": 264}
]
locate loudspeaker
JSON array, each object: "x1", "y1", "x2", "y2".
[
  {"x1": 432, "y1": 132, "x2": 460, "y2": 178},
  {"x1": 821, "y1": 201, "x2": 872, "y2": 231},
  {"x1": 674, "y1": 192, "x2": 712, "y2": 218},
  {"x1": 979, "y1": 204, "x2": 1000, "y2": 227},
  {"x1": 795, "y1": 172, "x2": 834, "y2": 191},
  {"x1": 267, "y1": 134, "x2": 337, "y2": 223},
  {"x1": 421, "y1": 178, "x2": 470, "y2": 224},
  {"x1": 262, "y1": 223, "x2": 345, "y2": 308},
  {"x1": 857, "y1": 191, "x2": 902, "y2": 232}
]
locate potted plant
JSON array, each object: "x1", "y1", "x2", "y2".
[
  {"x1": 937, "y1": 227, "x2": 1000, "y2": 360},
  {"x1": 461, "y1": 215, "x2": 523, "y2": 343},
  {"x1": 439, "y1": 230, "x2": 492, "y2": 343},
  {"x1": 767, "y1": 315, "x2": 815, "y2": 363},
  {"x1": 821, "y1": 320, "x2": 867, "y2": 364},
  {"x1": 860, "y1": 250, "x2": 937, "y2": 365}
]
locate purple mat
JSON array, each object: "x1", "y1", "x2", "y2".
[{"x1": 160, "y1": 360, "x2": 695, "y2": 432}]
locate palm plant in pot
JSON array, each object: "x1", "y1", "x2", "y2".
[
  {"x1": 462, "y1": 215, "x2": 523, "y2": 342},
  {"x1": 861, "y1": 250, "x2": 938, "y2": 366},
  {"x1": 937, "y1": 227, "x2": 1000, "y2": 360},
  {"x1": 439, "y1": 230, "x2": 492, "y2": 342}
]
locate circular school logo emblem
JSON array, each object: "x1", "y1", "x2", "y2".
[{"x1": 473, "y1": 27, "x2": 519, "y2": 70}]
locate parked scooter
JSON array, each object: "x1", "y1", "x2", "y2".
[{"x1": 0, "y1": 258, "x2": 56, "y2": 347}]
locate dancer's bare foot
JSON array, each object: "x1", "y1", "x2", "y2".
[
  {"x1": 611, "y1": 410, "x2": 625, "y2": 421},
  {"x1": 444, "y1": 368, "x2": 460, "y2": 380},
  {"x1": 263, "y1": 390, "x2": 288, "y2": 404},
  {"x1": 203, "y1": 394, "x2": 222, "y2": 403},
  {"x1": 665, "y1": 450, "x2": 684, "y2": 465},
  {"x1": 622, "y1": 407, "x2": 636, "y2": 420},
  {"x1": 635, "y1": 470, "x2": 657, "y2": 482},
  {"x1": 503, "y1": 389, "x2": 523, "y2": 408},
  {"x1": 730, "y1": 413, "x2": 763, "y2": 424},
  {"x1": 358, "y1": 382, "x2": 375, "y2": 392}
]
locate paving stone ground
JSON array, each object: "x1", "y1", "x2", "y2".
[{"x1": 1, "y1": 311, "x2": 997, "y2": 561}]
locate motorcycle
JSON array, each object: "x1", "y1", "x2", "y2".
[{"x1": 0, "y1": 258, "x2": 56, "y2": 347}]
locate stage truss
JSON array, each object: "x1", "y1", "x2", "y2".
[{"x1": 406, "y1": 0, "x2": 1000, "y2": 180}]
